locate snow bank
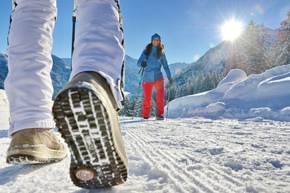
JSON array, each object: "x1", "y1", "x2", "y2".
[
  {"x1": 166, "y1": 65, "x2": 290, "y2": 121},
  {"x1": 217, "y1": 69, "x2": 247, "y2": 87},
  {"x1": 0, "y1": 90, "x2": 9, "y2": 129}
]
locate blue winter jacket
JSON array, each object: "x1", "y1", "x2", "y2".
[{"x1": 137, "y1": 46, "x2": 171, "y2": 82}]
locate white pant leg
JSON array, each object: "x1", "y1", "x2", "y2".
[
  {"x1": 72, "y1": 0, "x2": 125, "y2": 108},
  {"x1": 5, "y1": 0, "x2": 57, "y2": 136}
]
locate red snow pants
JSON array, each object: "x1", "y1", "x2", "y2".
[{"x1": 142, "y1": 78, "x2": 165, "y2": 118}]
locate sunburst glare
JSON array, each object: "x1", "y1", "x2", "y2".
[{"x1": 221, "y1": 19, "x2": 244, "y2": 42}]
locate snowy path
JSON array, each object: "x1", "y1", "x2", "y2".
[
  {"x1": 122, "y1": 117, "x2": 290, "y2": 193},
  {"x1": 0, "y1": 117, "x2": 290, "y2": 192}
]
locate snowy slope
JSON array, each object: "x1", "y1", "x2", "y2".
[
  {"x1": 1, "y1": 62, "x2": 290, "y2": 192},
  {"x1": 0, "y1": 90, "x2": 9, "y2": 129}
]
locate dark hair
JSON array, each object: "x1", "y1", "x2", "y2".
[{"x1": 144, "y1": 43, "x2": 165, "y2": 59}]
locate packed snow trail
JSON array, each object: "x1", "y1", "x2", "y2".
[{"x1": 0, "y1": 116, "x2": 289, "y2": 192}]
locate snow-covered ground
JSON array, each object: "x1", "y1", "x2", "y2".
[
  {"x1": 167, "y1": 65, "x2": 290, "y2": 121},
  {"x1": 0, "y1": 65, "x2": 290, "y2": 192}
]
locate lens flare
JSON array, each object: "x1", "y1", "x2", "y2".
[
  {"x1": 255, "y1": 4, "x2": 265, "y2": 14},
  {"x1": 193, "y1": 54, "x2": 200, "y2": 62}
]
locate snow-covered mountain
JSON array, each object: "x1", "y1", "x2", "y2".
[
  {"x1": 171, "y1": 23, "x2": 288, "y2": 99},
  {"x1": 0, "y1": 53, "x2": 71, "y2": 99},
  {"x1": 50, "y1": 55, "x2": 71, "y2": 98},
  {"x1": 164, "y1": 62, "x2": 193, "y2": 77},
  {"x1": 0, "y1": 53, "x2": 8, "y2": 90},
  {"x1": 123, "y1": 55, "x2": 141, "y2": 94}
]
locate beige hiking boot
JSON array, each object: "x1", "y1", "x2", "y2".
[{"x1": 6, "y1": 128, "x2": 67, "y2": 164}]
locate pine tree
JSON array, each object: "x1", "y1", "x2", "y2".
[
  {"x1": 118, "y1": 97, "x2": 134, "y2": 116},
  {"x1": 166, "y1": 83, "x2": 177, "y2": 101},
  {"x1": 244, "y1": 21, "x2": 259, "y2": 73},
  {"x1": 252, "y1": 24, "x2": 271, "y2": 73},
  {"x1": 118, "y1": 95, "x2": 144, "y2": 117},
  {"x1": 194, "y1": 73, "x2": 203, "y2": 94},
  {"x1": 226, "y1": 42, "x2": 245, "y2": 74},
  {"x1": 241, "y1": 21, "x2": 271, "y2": 74},
  {"x1": 275, "y1": 11, "x2": 290, "y2": 66},
  {"x1": 258, "y1": 24, "x2": 272, "y2": 70},
  {"x1": 202, "y1": 74, "x2": 212, "y2": 91}
]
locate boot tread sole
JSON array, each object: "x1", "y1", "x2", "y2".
[{"x1": 53, "y1": 86, "x2": 127, "y2": 189}]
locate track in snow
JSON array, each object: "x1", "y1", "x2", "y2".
[
  {"x1": 120, "y1": 117, "x2": 290, "y2": 193},
  {"x1": 0, "y1": 117, "x2": 289, "y2": 192}
]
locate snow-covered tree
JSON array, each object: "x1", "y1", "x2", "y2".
[
  {"x1": 250, "y1": 24, "x2": 272, "y2": 73},
  {"x1": 237, "y1": 21, "x2": 272, "y2": 74},
  {"x1": 275, "y1": 11, "x2": 290, "y2": 66}
]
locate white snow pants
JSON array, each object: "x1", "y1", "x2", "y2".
[{"x1": 5, "y1": 0, "x2": 125, "y2": 136}]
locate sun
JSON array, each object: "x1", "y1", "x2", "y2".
[{"x1": 221, "y1": 19, "x2": 244, "y2": 42}]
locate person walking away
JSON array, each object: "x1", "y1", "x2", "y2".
[
  {"x1": 5, "y1": 0, "x2": 128, "y2": 189},
  {"x1": 137, "y1": 33, "x2": 173, "y2": 120}
]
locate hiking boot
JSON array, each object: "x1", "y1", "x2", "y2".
[
  {"x1": 156, "y1": 116, "x2": 164, "y2": 120},
  {"x1": 6, "y1": 128, "x2": 67, "y2": 164},
  {"x1": 52, "y1": 71, "x2": 128, "y2": 189}
]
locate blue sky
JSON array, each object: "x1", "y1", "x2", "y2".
[{"x1": 0, "y1": 0, "x2": 290, "y2": 63}]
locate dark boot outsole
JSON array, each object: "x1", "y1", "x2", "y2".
[
  {"x1": 7, "y1": 154, "x2": 63, "y2": 164},
  {"x1": 53, "y1": 85, "x2": 128, "y2": 189}
]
